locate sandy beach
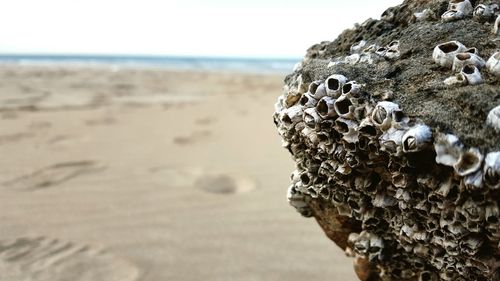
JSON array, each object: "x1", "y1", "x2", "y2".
[{"x1": 0, "y1": 65, "x2": 357, "y2": 281}]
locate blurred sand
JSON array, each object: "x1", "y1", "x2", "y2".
[{"x1": 0, "y1": 65, "x2": 357, "y2": 281}]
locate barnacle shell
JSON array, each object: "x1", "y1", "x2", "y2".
[
  {"x1": 486, "y1": 52, "x2": 500, "y2": 77},
  {"x1": 473, "y1": 4, "x2": 498, "y2": 22},
  {"x1": 371, "y1": 101, "x2": 400, "y2": 131},
  {"x1": 379, "y1": 128, "x2": 405, "y2": 156},
  {"x1": 316, "y1": 96, "x2": 337, "y2": 119},
  {"x1": 385, "y1": 48, "x2": 400, "y2": 60},
  {"x1": 344, "y1": 54, "x2": 360, "y2": 65},
  {"x1": 341, "y1": 81, "x2": 362, "y2": 97},
  {"x1": 486, "y1": 105, "x2": 500, "y2": 133},
  {"x1": 280, "y1": 105, "x2": 303, "y2": 128},
  {"x1": 434, "y1": 134, "x2": 463, "y2": 166},
  {"x1": 375, "y1": 47, "x2": 387, "y2": 57},
  {"x1": 350, "y1": 40, "x2": 367, "y2": 54},
  {"x1": 402, "y1": 124, "x2": 432, "y2": 153},
  {"x1": 494, "y1": 15, "x2": 500, "y2": 35},
  {"x1": 443, "y1": 73, "x2": 466, "y2": 85},
  {"x1": 334, "y1": 94, "x2": 356, "y2": 119},
  {"x1": 441, "y1": 9, "x2": 465, "y2": 22},
  {"x1": 452, "y1": 52, "x2": 485, "y2": 72},
  {"x1": 303, "y1": 108, "x2": 322, "y2": 128},
  {"x1": 335, "y1": 118, "x2": 359, "y2": 143},
  {"x1": 308, "y1": 80, "x2": 327, "y2": 100},
  {"x1": 299, "y1": 93, "x2": 318, "y2": 108},
  {"x1": 453, "y1": 147, "x2": 483, "y2": 176},
  {"x1": 433, "y1": 41, "x2": 467, "y2": 68},
  {"x1": 325, "y1": 74, "x2": 348, "y2": 98},
  {"x1": 460, "y1": 64, "x2": 482, "y2": 85},
  {"x1": 287, "y1": 184, "x2": 312, "y2": 217},
  {"x1": 448, "y1": 0, "x2": 473, "y2": 14},
  {"x1": 483, "y1": 152, "x2": 500, "y2": 189}
]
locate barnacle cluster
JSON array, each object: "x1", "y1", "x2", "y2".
[{"x1": 274, "y1": 0, "x2": 499, "y2": 280}]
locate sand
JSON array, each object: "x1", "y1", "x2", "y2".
[{"x1": 0, "y1": 65, "x2": 357, "y2": 281}]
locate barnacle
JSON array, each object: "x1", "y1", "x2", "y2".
[
  {"x1": 325, "y1": 74, "x2": 348, "y2": 98},
  {"x1": 460, "y1": 64, "x2": 482, "y2": 85},
  {"x1": 486, "y1": 52, "x2": 500, "y2": 77},
  {"x1": 451, "y1": 52, "x2": 485, "y2": 72},
  {"x1": 487, "y1": 105, "x2": 500, "y2": 133},
  {"x1": 494, "y1": 15, "x2": 500, "y2": 35},
  {"x1": 274, "y1": 0, "x2": 500, "y2": 280},
  {"x1": 433, "y1": 41, "x2": 467, "y2": 68},
  {"x1": 483, "y1": 152, "x2": 500, "y2": 189},
  {"x1": 473, "y1": 4, "x2": 498, "y2": 22}
]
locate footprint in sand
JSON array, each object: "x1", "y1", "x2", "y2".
[
  {"x1": 150, "y1": 166, "x2": 256, "y2": 194},
  {"x1": 194, "y1": 173, "x2": 257, "y2": 194},
  {"x1": 173, "y1": 130, "x2": 212, "y2": 145},
  {"x1": 3, "y1": 161, "x2": 105, "y2": 190},
  {"x1": 0, "y1": 236, "x2": 139, "y2": 281},
  {"x1": 195, "y1": 117, "x2": 217, "y2": 126},
  {"x1": 85, "y1": 116, "x2": 117, "y2": 126},
  {"x1": 0, "y1": 132, "x2": 34, "y2": 145}
]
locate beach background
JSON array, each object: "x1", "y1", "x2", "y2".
[
  {"x1": 0, "y1": 0, "x2": 402, "y2": 280},
  {"x1": 0, "y1": 57, "x2": 358, "y2": 281}
]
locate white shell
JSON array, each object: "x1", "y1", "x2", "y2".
[
  {"x1": 453, "y1": 147, "x2": 483, "y2": 176},
  {"x1": 358, "y1": 118, "x2": 378, "y2": 137},
  {"x1": 342, "y1": 81, "x2": 362, "y2": 97},
  {"x1": 495, "y1": 15, "x2": 500, "y2": 35},
  {"x1": 443, "y1": 73, "x2": 466, "y2": 86},
  {"x1": 316, "y1": 96, "x2": 337, "y2": 119},
  {"x1": 413, "y1": 9, "x2": 431, "y2": 22},
  {"x1": 448, "y1": 0, "x2": 473, "y2": 15},
  {"x1": 274, "y1": 95, "x2": 285, "y2": 113},
  {"x1": 452, "y1": 52, "x2": 485, "y2": 72},
  {"x1": 286, "y1": 184, "x2": 312, "y2": 217},
  {"x1": 363, "y1": 44, "x2": 379, "y2": 53},
  {"x1": 334, "y1": 95, "x2": 355, "y2": 119},
  {"x1": 402, "y1": 124, "x2": 432, "y2": 153},
  {"x1": 483, "y1": 151, "x2": 500, "y2": 189},
  {"x1": 371, "y1": 101, "x2": 400, "y2": 131},
  {"x1": 308, "y1": 80, "x2": 327, "y2": 100},
  {"x1": 433, "y1": 41, "x2": 467, "y2": 68},
  {"x1": 473, "y1": 4, "x2": 495, "y2": 19},
  {"x1": 350, "y1": 40, "x2": 367, "y2": 54},
  {"x1": 434, "y1": 134, "x2": 464, "y2": 166},
  {"x1": 303, "y1": 107, "x2": 322, "y2": 128},
  {"x1": 280, "y1": 105, "x2": 303, "y2": 128},
  {"x1": 385, "y1": 48, "x2": 400, "y2": 59},
  {"x1": 486, "y1": 51, "x2": 500, "y2": 77},
  {"x1": 441, "y1": 9, "x2": 465, "y2": 22},
  {"x1": 299, "y1": 93, "x2": 318, "y2": 108},
  {"x1": 460, "y1": 64, "x2": 482, "y2": 85},
  {"x1": 325, "y1": 74, "x2": 348, "y2": 98},
  {"x1": 486, "y1": 105, "x2": 500, "y2": 133},
  {"x1": 335, "y1": 117, "x2": 359, "y2": 143},
  {"x1": 379, "y1": 128, "x2": 405, "y2": 156},
  {"x1": 375, "y1": 47, "x2": 387, "y2": 57},
  {"x1": 344, "y1": 54, "x2": 361, "y2": 65}
]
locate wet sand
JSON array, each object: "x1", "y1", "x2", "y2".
[{"x1": 0, "y1": 65, "x2": 357, "y2": 281}]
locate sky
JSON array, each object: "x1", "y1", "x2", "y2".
[{"x1": 0, "y1": 0, "x2": 403, "y2": 58}]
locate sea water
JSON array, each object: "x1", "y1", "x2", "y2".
[{"x1": 0, "y1": 54, "x2": 299, "y2": 74}]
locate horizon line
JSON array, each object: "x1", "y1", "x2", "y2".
[{"x1": 0, "y1": 53, "x2": 302, "y2": 61}]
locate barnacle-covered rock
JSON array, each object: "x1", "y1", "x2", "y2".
[{"x1": 274, "y1": 0, "x2": 499, "y2": 280}]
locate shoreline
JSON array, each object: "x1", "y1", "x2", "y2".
[{"x1": 0, "y1": 55, "x2": 299, "y2": 75}]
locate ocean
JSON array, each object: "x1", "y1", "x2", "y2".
[{"x1": 0, "y1": 54, "x2": 300, "y2": 74}]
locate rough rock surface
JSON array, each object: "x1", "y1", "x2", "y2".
[{"x1": 274, "y1": 0, "x2": 500, "y2": 280}]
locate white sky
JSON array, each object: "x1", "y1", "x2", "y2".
[{"x1": 0, "y1": 0, "x2": 403, "y2": 58}]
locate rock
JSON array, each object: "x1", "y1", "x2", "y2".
[{"x1": 274, "y1": 1, "x2": 500, "y2": 280}]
